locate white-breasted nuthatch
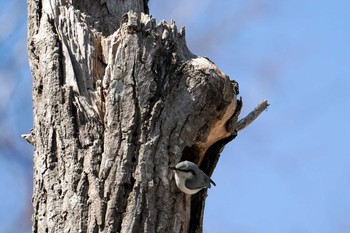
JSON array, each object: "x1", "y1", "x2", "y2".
[{"x1": 169, "y1": 160, "x2": 216, "y2": 195}]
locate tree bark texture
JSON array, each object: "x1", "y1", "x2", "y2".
[{"x1": 28, "y1": 1, "x2": 243, "y2": 233}]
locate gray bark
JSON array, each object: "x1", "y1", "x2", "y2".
[{"x1": 27, "y1": 1, "x2": 246, "y2": 232}]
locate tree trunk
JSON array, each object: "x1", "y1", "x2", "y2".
[{"x1": 27, "y1": 1, "x2": 264, "y2": 232}]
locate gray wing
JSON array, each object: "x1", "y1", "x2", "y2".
[{"x1": 186, "y1": 170, "x2": 214, "y2": 189}]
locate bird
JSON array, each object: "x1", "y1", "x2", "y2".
[{"x1": 169, "y1": 160, "x2": 216, "y2": 195}]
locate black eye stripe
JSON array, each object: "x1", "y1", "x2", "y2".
[{"x1": 177, "y1": 168, "x2": 195, "y2": 175}]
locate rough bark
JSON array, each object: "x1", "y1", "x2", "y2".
[{"x1": 27, "y1": 1, "x2": 266, "y2": 233}]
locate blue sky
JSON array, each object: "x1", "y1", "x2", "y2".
[{"x1": 1, "y1": 0, "x2": 350, "y2": 232}]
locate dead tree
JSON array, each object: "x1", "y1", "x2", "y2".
[{"x1": 25, "y1": 0, "x2": 268, "y2": 232}]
